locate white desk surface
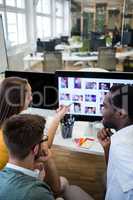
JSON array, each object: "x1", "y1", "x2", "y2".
[
  {"x1": 62, "y1": 52, "x2": 98, "y2": 62},
  {"x1": 23, "y1": 53, "x2": 44, "y2": 70},
  {"x1": 23, "y1": 53, "x2": 44, "y2": 61},
  {"x1": 62, "y1": 49, "x2": 133, "y2": 62},
  {"x1": 55, "y1": 43, "x2": 82, "y2": 51},
  {"x1": 25, "y1": 107, "x2": 104, "y2": 156},
  {"x1": 116, "y1": 50, "x2": 133, "y2": 59}
]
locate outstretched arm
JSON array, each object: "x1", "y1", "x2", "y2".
[{"x1": 47, "y1": 106, "x2": 69, "y2": 148}]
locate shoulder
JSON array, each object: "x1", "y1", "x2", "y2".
[
  {"x1": 25, "y1": 180, "x2": 54, "y2": 200},
  {"x1": 0, "y1": 129, "x2": 7, "y2": 148},
  {"x1": 0, "y1": 129, "x2": 8, "y2": 170}
]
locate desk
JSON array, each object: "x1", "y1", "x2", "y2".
[
  {"x1": 23, "y1": 53, "x2": 44, "y2": 70},
  {"x1": 62, "y1": 49, "x2": 133, "y2": 69},
  {"x1": 116, "y1": 50, "x2": 133, "y2": 59},
  {"x1": 62, "y1": 52, "x2": 98, "y2": 62},
  {"x1": 25, "y1": 107, "x2": 104, "y2": 156},
  {"x1": 55, "y1": 43, "x2": 82, "y2": 51}
]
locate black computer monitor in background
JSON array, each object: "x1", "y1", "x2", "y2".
[
  {"x1": 54, "y1": 38, "x2": 61, "y2": 45},
  {"x1": 36, "y1": 39, "x2": 45, "y2": 52},
  {"x1": 90, "y1": 32, "x2": 106, "y2": 51},
  {"x1": 5, "y1": 71, "x2": 58, "y2": 110},
  {"x1": 61, "y1": 36, "x2": 69, "y2": 44},
  {"x1": 122, "y1": 30, "x2": 133, "y2": 46},
  {"x1": 37, "y1": 40, "x2": 56, "y2": 52},
  {"x1": 122, "y1": 30, "x2": 132, "y2": 46}
]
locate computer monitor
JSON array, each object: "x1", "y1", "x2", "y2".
[
  {"x1": 5, "y1": 71, "x2": 58, "y2": 110},
  {"x1": 36, "y1": 40, "x2": 45, "y2": 52},
  {"x1": 61, "y1": 36, "x2": 69, "y2": 44},
  {"x1": 122, "y1": 30, "x2": 132, "y2": 46},
  {"x1": 90, "y1": 32, "x2": 106, "y2": 51},
  {"x1": 56, "y1": 71, "x2": 133, "y2": 121}
]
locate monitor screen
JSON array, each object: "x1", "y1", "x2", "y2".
[
  {"x1": 56, "y1": 71, "x2": 133, "y2": 121},
  {"x1": 5, "y1": 71, "x2": 58, "y2": 110}
]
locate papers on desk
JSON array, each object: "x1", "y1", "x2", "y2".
[
  {"x1": 74, "y1": 137, "x2": 95, "y2": 149},
  {"x1": 72, "y1": 121, "x2": 103, "y2": 150}
]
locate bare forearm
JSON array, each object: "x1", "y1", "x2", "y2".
[
  {"x1": 47, "y1": 117, "x2": 60, "y2": 148},
  {"x1": 44, "y1": 157, "x2": 60, "y2": 195}
]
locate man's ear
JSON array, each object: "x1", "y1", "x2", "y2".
[
  {"x1": 117, "y1": 109, "x2": 127, "y2": 119},
  {"x1": 32, "y1": 144, "x2": 39, "y2": 156}
]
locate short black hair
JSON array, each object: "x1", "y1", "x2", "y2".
[
  {"x1": 110, "y1": 84, "x2": 133, "y2": 119},
  {"x1": 2, "y1": 114, "x2": 46, "y2": 160}
]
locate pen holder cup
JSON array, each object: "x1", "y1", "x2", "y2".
[{"x1": 61, "y1": 123, "x2": 74, "y2": 139}]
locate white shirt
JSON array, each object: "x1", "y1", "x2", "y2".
[
  {"x1": 105, "y1": 125, "x2": 133, "y2": 200},
  {"x1": 6, "y1": 163, "x2": 39, "y2": 178}
]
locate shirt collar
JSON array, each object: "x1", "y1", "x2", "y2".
[
  {"x1": 6, "y1": 163, "x2": 39, "y2": 178},
  {"x1": 111, "y1": 124, "x2": 133, "y2": 144}
]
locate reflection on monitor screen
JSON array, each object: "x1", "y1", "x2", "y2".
[
  {"x1": 56, "y1": 71, "x2": 133, "y2": 121},
  {"x1": 5, "y1": 71, "x2": 58, "y2": 110}
]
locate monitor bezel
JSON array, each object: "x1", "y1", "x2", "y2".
[{"x1": 56, "y1": 70, "x2": 133, "y2": 121}]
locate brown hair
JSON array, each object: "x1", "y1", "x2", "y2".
[
  {"x1": 2, "y1": 114, "x2": 46, "y2": 160},
  {"x1": 0, "y1": 77, "x2": 29, "y2": 126}
]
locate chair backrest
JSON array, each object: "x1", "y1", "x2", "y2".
[
  {"x1": 44, "y1": 52, "x2": 62, "y2": 72},
  {"x1": 97, "y1": 47, "x2": 117, "y2": 71},
  {"x1": 79, "y1": 67, "x2": 108, "y2": 72}
]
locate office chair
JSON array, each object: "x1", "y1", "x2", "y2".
[
  {"x1": 79, "y1": 67, "x2": 108, "y2": 72},
  {"x1": 43, "y1": 51, "x2": 62, "y2": 72},
  {"x1": 97, "y1": 47, "x2": 117, "y2": 71}
]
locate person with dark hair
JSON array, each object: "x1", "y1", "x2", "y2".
[
  {"x1": 0, "y1": 77, "x2": 68, "y2": 170},
  {"x1": 0, "y1": 114, "x2": 94, "y2": 200},
  {"x1": 0, "y1": 114, "x2": 55, "y2": 200},
  {"x1": 97, "y1": 85, "x2": 133, "y2": 199},
  {"x1": 112, "y1": 27, "x2": 121, "y2": 46},
  {"x1": 0, "y1": 77, "x2": 70, "y2": 196}
]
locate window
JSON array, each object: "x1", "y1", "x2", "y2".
[
  {"x1": 56, "y1": 0, "x2": 63, "y2": 17},
  {"x1": 0, "y1": 0, "x2": 27, "y2": 47},
  {"x1": 36, "y1": 0, "x2": 52, "y2": 39},
  {"x1": 64, "y1": 0, "x2": 70, "y2": 35},
  {"x1": 37, "y1": 0, "x2": 51, "y2": 14},
  {"x1": 56, "y1": 18, "x2": 63, "y2": 35},
  {"x1": 37, "y1": 16, "x2": 51, "y2": 38},
  {"x1": 0, "y1": 0, "x2": 3, "y2": 4},
  {"x1": 36, "y1": 0, "x2": 70, "y2": 39},
  {"x1": 55, "y1": 0, "x2": 64, "y2": 36},
  {"x1": 7, "y1": 12, "x2": 17, "y2": 46},
  {"x1": 16, "y1": 0, "x2": 25, "y2": 9},
  {"x1": 7, "y1": 12, "x2": 26, "y2": 46},
  {"x1": 6, "y1": 0, "x2": 25, "y2": 8},
  {"x1": 6, "y1": 0, "x2": 15, "y2": 7}
]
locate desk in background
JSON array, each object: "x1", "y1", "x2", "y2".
[
  {"x1": 25, "y1": 107, "x2": 104, "y2": 156},
  {"x1": 55, "y1": 43, "x2": 82, "y2": 51},
  {"x1": 23, "y1": 53, "x2": 44, "y2": 70},
  {"x1": 62, "y1": 49, "x2": 133, "y2": 70}
]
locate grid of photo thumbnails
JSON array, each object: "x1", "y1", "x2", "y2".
[{"x1": 59, "y1": 77, "x2": 133, "y2": 116}]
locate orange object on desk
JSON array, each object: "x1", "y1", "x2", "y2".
[{"x1": 74, "y1": 138, "x2": 95, "y2": 147}]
